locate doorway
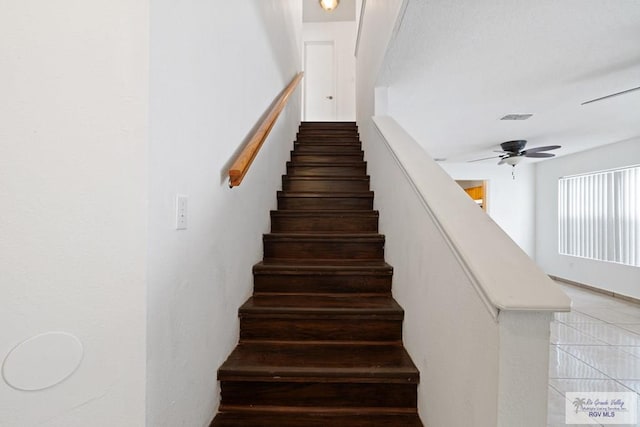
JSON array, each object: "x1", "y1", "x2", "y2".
[
  {"x1": 456, "y1": 180, "x2": 488, "y2": 212},
  {"x1": 303, "y1": 41, "x2": 336, "y2": 121}
]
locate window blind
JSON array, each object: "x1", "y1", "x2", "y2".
[{"x1": 558, "y1": 165, "x2": 640, "y2": 267}]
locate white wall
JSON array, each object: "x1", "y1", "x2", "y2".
[
  {"x1": 356, "y1": 2, "x2": 566, "y2": 424},
  {"x1": 148, "y1": 2, "x2": 302, "y2": 426},
  {"x1": 364, "y1": 117, "x2": 565, "y2": 426},
  {"x1": 362, "y1": 121, "x2": 502, "y2": 426},
  {"x1": 302, "y1": 21, "x2": 357, "y2": 121},
  {"x1": 536, "y1": 138, "x2": 640, "y2": 299},
  {"x1": 440, "y1": 162, "x2": 537, "y2": 257},
  {"x1": 355, "y1": 2, "x2": 502, "y2": 424},
  {"x1": 0, "y1": 2, "x2": 148, "y2": 426},
  {"x1": 355, "y1": 0, "x2": 405, "y2": 122}
]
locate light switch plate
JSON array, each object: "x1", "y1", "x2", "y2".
[{"x1": 176, "y1": 195, "x2": 188, "y2": 230}]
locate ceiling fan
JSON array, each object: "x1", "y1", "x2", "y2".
[{"x1": 469, "y1": 140, "x2": 561, "y2": 166}]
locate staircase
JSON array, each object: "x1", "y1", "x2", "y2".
[{"x1": 211, "y1": 122, "x2": 423, "y2": 426}]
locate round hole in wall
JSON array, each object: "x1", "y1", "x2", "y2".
[{"x1": 2, "y1": 332, "x2": 83, "y2": 391}]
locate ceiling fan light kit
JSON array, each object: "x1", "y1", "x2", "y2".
[{"x1": 503, "y1": 156, "x2": 523, "y2": 166}]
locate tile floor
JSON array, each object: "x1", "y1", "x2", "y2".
[{"x1": 548, "y1": 283, "x2": 640, "y2": 426}]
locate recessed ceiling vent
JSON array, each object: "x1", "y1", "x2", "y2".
[{"x1": 500, "y1": 114, "x2": 533, "y2": 121}]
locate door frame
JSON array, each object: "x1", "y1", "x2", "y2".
[
  {"x1": 303, "y1": 40, "x2": 337, "y2": 121},
  {"x1": 456, "y1": 179, "x2": 489, "y2": 213}
]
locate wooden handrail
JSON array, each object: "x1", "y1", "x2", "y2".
[{"x1": 228, "y1": 72, "x2": 304, "y2": 187}]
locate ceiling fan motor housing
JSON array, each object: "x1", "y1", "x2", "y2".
[{"x1": 501, "y1": 140, "x2": 527, "y2": 153}]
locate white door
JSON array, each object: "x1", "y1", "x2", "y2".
[{"x1": 304, "y1": 42, "x2": 336, "y2": 121}]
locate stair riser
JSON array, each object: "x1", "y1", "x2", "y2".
[
  {"x1": 271, "y1": 215, "x2": 378, "y2": 233},
  {"x1": 300, "y1": 122, "x2": 357, "y2": 128},
  {"x1": 298, "y1": 133, "x2": 359, "y2": 137},
  {"x1": 211, "y1": 413, "x2": 423, "y2": 426},
  {"x1": 297, "y1": 131, "x2": 359, "y2": 136},
  {"x1": 253, "y1": 272, "x2": 392, "y2": 294},
  {"x1": 300, "y1": 126, "x2": 358, "y2": 130},
  {"x1": 263, "y1": 240, "x2": 384, "y2": 261},
  {"x1": 282, "y1": 178, "x2": 370, "y2": 192},
  {"x1": 287, "y1": 165, "x2": 367, "y2": 177},
  {"x1": 294, "y1": 144, "x2": 362, "y2": 153},
  {"x1": 277, "y1": 197, "x2": 373, "y2": 210},
  {"x1": 240, "y1": 317, "x2": 402, "y2": 342},
  {"x1": 220, "y1": 381, "x2": 417, "y2": 409},
  {"x1": 299, "y1": 127, "x2": 358, "y2": 131},
  {"x1": 296, "y1": 138, "x2": 360, "y2": 145},
  {"x1": 291, "y1": 153, "x2": 364, "y2": 163}
]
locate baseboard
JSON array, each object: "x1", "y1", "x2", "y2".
[{"x1": 549, "y1": 275, "x2": 640, "y2": 306}]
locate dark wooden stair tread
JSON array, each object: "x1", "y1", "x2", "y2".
[
  {"x1": 239, "y1": 296, "x2": 404, "y2": 343},
  {"x1": 287, "y1": 161, "x2": 365, "y2": 166},
  {"x1": 264, "y1": 232, "x2": 383, "y2": 239},
  {"x1": 298, "y1": 130, "x2": 359, "y2": 133},
  {"x1": 297, "y1": 135, "x2": 360, "y2": 139},
  {"x1": 277, "y1": 191, "x2": 373, "y2": 197},
  {"x1": 294, "y1": 139, "x2": 361, "y2": 144},
  {"x1": 253, "y1": 257, "x2": 393, "y2": 295},
  {"x1": 293, "y1": 144, "x2": 362, "y2": 153},
  {"x1": 263, "y1": 234, "x2": 385, "y2": 262},
  {"x1": 291, "y1": 148, "x2": 363, "y2": 153},
  {"x1": 211, "y1": 412, "x2": 423, "y2": 426},
  {"x1": 294, "y1": 144, "x2": 360, "y2": 149},
  {"x1": 270, "y1": 210, "x2": 378, "y2": 224},
  {"x1": 270, "y1": 210, "x2": 378, "y2": 234},
  {"x1": 254, "y1": 261, "x2": 393, "y2": 272},
  {"x1": 283, "y1": 176, "x2": 370, "y2": 181},
  {"x1": 282, "y1": 177, "x2": 371, "y2": 193},
  {"x1": 261, "y1": 259, "x2": 389, "y2": 266},
  {"x1": 277, "y1": 193, "x2": 373, "y2": 210},
  {"x1": 218, "y1": 343, "x2": 419, "y2": 381},
  {"x1": 294, "y1": 140, "x2": 362, "y2": 145},
  {"x1": 286, "y1": 164, "x2": 367, "y2": 177},
  {"x1": 262, "y1": 234, "x2": 385, "y2": 260},
  {"x1": 240, "y1": 295, "x2": 402, "y2": 315},
  {"x1": 291, "y1": 149, "x2": 363, "y2": 154},
  {"x1": 291, "y1": 155, "x2": 364, "y2": 163},
  {"x1": 301, "y1": 121, "x2": 356, "y2": 123},
  {"x1": 271, "y1": 209, "x2": 378, "y2": 216}
]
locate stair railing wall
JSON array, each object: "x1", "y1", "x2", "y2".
[
  {"x1": 359, "y1": 115, "x2": 571, "y2": 427},
  {"x1": 228, "y1": 72, "x2": 304, "y2": 187}
]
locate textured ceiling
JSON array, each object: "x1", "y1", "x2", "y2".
[{"x1": 380, "y1": 0, "x2": 640, "y2": 163}]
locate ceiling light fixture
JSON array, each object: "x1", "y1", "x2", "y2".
[
  {"x1": 503, "y1": 156, "x2": 523, "y2": 179},
  {"x1": 319, "y1": 0, "x2": 340, "y2": 12},
  {"x1": 504, "y1": 156, "x2": 523, "y2": 166}
]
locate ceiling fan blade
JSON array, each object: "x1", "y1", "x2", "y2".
[
  {"x1": 498, "y1": 158, "x2": 507, "y2": 165},
  {"x1": 468, "y1": 155, "x2": 501, "y2": 163},
  {"x1": 582, "y1": 85, "x2": 640, "y2": 105},
  {"x1": 522, "y1": 145, "x2": 561, "y2": 154},
  {"x1": 524, "y1": 152, "x2": 555, "y2": 158}
]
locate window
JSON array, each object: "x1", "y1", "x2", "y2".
[{"x1": 558, "y1": 165, "x2": 640, "y2": 267}]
